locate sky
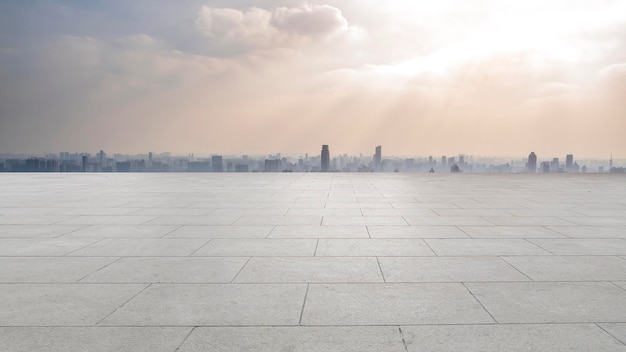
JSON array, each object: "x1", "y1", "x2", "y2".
[{"x1": 0, "y1": 0, "x2": 625, "y2": 158}]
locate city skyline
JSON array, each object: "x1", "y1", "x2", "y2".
[{"x1": 1, "y1": 1, "x2": 625, "y2": 157}]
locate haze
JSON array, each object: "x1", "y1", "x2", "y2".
[{"x1": 0, "y1": 0, "x2": 624, "y2": 157}]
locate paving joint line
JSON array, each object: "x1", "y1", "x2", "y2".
[
  {"x1": 498, "y1": 256, "x2": 534, "y2": 281},
  {"x1": 461, "y1": 282, "x2": 499, "y2": 324},
  {"x1": 398, "y1": 326, "x2": 410, "y2": 352},
  {"x1": 160, "y1": 225, "x2": 184, "y2": 239},
  {"x1": 230, "y1": 257, "x2": 252, "y2": 283},
  {"x1": 376, "y1": 256, "x2": 386, "y2": 282},
  {"x1": 76, "y1": 257, "x2": 124, "y2": 282},
  {"x1": 62, "y1": 238, "x2": 106, "y2": 256},
  {"x1": 524, "y1": 239, "x2": 557, "y2": 255},
  {"x1": 94, "y1": 283, "x2": 152, "y2": 326},
  {"x1": 595, "y1": 323, "x2": 626, "y2": 346},
  {"x1": 313, "y1": 239, "x2": 320, "y2": 256},
  {"x1": 174, "y1": 326, "x2": 197, "y2": 352},
  {"x1": 298, "y1": 284, "x2": 310, "y2": 326},
  {"x1": 188, "y1": 239, "x2": 213, "y2": 256}
]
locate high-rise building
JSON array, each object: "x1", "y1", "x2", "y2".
[
  {"x1": 541, "y1": 161, "x2": 550, "y2": 173},
  {"x1": 374, "y1": 146, "x2": 382, "y2": 172},
  {"x1": 551, "y1": 158, "x2": 559, "y2": 172},
  {"x1": 565, "y1": 154, "x2": 573, "y2": 171},
  {"x1": 528, "y1": 152, "x2": 537, "y2": 173},
  {"x1": 212, "y1": 155, "x2": 223, "y2": 172},
  {"x1": 321, "y1": 145, "x2": 330, "y2": 172}
]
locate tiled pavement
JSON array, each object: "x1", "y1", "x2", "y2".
[{"x1": 1, "y1": 173, "x2": 626, "y2": 351}]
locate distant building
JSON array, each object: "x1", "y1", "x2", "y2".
[
  {"x1": 211, "y1": 155, "x2": 223, "y2": 172},
  {"x1": 541, "y1": 161, "x2": 550, "y2": 173},
  {"x1": 321, "y1": 145, "x2": 330, "y2": 172},
  {"x1": 451, "y1": 164, "x2": 461, "y2": 173},
  {"x1": 264, "y1": 159, "x2": 281, "y2": 172},
  {"x1": 565, "y1": 154, "x2": 573, "y2": 171},
  {"x1": 527, "y1": 152, "x2": 537, "y2": 173},
  {"x1": 373, "y1": 146, "x2": 382, "y2": 172},
  {"x1": 81, "y1": 155, "x2": 88, "y2": 172},
  {"x1": 235, "y1": 164, "x2": 249, "y2": 172},
  {"x1": 551, "y1": 158, "x2": 560, "y2": 172}
]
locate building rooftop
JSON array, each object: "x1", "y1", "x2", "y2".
[{"x1": 1, "y1": 173, "x2": 626, "y2": 351}]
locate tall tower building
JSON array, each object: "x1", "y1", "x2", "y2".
[
  {"x1": 565, "y1": 154, "x2": 573, "y2": 171},
  {"x1": 374, "y1": 146, "x2": 382, "y2": 172},
  {"x1": 321, "y1": 145, "x2": 330, "y2": 172},
  {"x1": 528, "y1": 152, "x2": 537, "y2": 173}
]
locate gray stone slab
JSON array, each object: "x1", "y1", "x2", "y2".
[
  {"x1": 391, "y1": 202, "x2": 459, "y2": 209},
  {"x1": 301, "y1": 283, "x2": 494, "y2": 325},
  {"x1": 144, "y1": 215, "x2": 240, "y2": 226},
  {"x1": 193, "y1": 239, "x2": 316, "y2": 256},
  {"x1": 458, "y1": 226, "x2": 565, "y2": 238},
  {"x1": 286, "y1": 208, "x2": 362, "y2": 216},
  {"x1": 599, "y1": 323, "x2": 626, "y2": 346},
  {"x1": 482, "y1": 216, "x2": 577, "y2": 226},
  {"x1": 56, "y1": 216, "x2": 158, "y2": 225},
  {"x1": 424, "y1": 239, "x2": 551, "y2": 256},
  {"x1": 503, "y1": 256, "x2": 626, "y2": 281},
  {"x1": 0, "y1": 327, "x2": 191, "y2": 352},
  {"x1": 268, "y1": 225, "x2": 369, "y2": 238},
  {"x1": 316, "y1": 239, "x2": 435, "y2": 256},
  {"x1": 546, "y1": 226, "x2": 626, "y2": 238},
  {"x1": 404, "y1": 216, "x2": 494, "y2": 226},
  {"x1": 325, "y1": 202, "x2": 391, "y2": 209},
  {"x1": 432, "y1": 209, "x2": 514, "y2": 216},
  {"x1": 361, "y1": 208, "x2": 438, "y2": 216},
  {"x1": 0, "y1": 283, "x2": 146, "y2": 325},
  {"x1": 128, "y1": 208, "x2": 213, "y2": 216},
  {"x1": 82, "y1": 257, "x2": 249, "y2": 283},
  {"x1": 529, "y1": 239, "x2": 626, "y2": 255},
  {"x1": 0, "y1": 257, "x2": 116, "y2": 283},
  {"x1": 402, "y1": 324, "x2": 626, "y2": 352},
  {"x1": 0, "y1": 224, "x2": 85, "y2": 238},
  {"x1": 0, "y1": 238, "x2": 98, "y2": 256},
  {"x1": 616, "y1": 282, "x2": 626, "y2": 290},
  {"x1": 178, "y1": 326, "x2": 406, "y2": 352},
  {"x1": 165, "y1": 225, "x2": 273, "y2": 238},
  {"x1": 101, "y1": 284, "x2": 307, "y2": 326},
  {"x1": 379, "y1": 257, "x2": 529, "y2": 282},
  {"x1": 234, "y1": 216, "x2": 322, "y2": 225},
  {"x1": 367, "y1": 226, "x2": 468, "y2": 238},
  {"x1": 0, "y1": 215, "x2": 72, "y2": 225},
  {"x1": 563, "y1": 217, "x2": 626, "y2": 226},
  {"x1": 322, "y1": 216, "x2": 408, "y2": 226},
  {"x1": 211, "y1": 208, "x2": 290, "y2": 216},
  {"x1": 234, "y1": 257, "x2": 383, "y2": 283},
  {"x1": 62, "y1": 225, "x2": 179, "y2": 239},
  {"x1": 68, "y1": 239, "x2": 209, "y2": 256},
  {"x1": 466, "y1": 282, "x2": 626, "y2": 323},
  {"x1": 48, "y1": 208, "x2": 142, "y2": 216}
]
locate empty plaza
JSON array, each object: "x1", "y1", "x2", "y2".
[{"x1": 1, "y1": 173, "x2": 626, "y2": 351}]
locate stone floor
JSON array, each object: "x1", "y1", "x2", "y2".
[{"x1": 1, "y1": 173, "x2": 626, "y2": 351}]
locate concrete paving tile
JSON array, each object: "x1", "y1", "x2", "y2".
[
  {"x1": 56, "y1": 216, "x2": 158, "y2": 225},
  {"x1": 301, "y1": 283, "x2": 494, "y2": 325},
  {"x1": 391, "y1": 202, "x2": 460, "y2": 209},
  {"x1": 211, "y1": 208, "x2": 290, "y2": 216},
  {"x1": 563, "y1": 217, "x2": 626, "y2": 226},
  {"x1": 193, "y1": 239, "x2": 316, "y2": 256},
  {"x1": 325, "y1": 202, "x2": 392, "y2": 209},
  {"x1": 458, "y1": 226, "x2": 565, "y2": 238},
  {"x1": 0, "y1": 283, "x2": 146, "y2": 325},
  {"x1": 617, "y1": 282, "x2": 626, "y2": 290},
  {"x1": 234, "y1": 257, "x2": 383, "y2": 283},
  {"x1": 165, "y1": 225, "x2": 273, "y2": 238},
  {"x1": 82, "y1": 257, "x2": 248, "y2": 283},
  {"x1": 0, "y1": 207, "x2": 55, "y2": 215},
  {"x1": 466, "y1": 282, "x2": 626, "y2": 323},
  {"x1": 432, "y1": 209, "x2": 513, "y2": 217},
  {"x1": 0, "y1": 238, "x2": 98, "y2": 256},
  {"x1": 507, "y1": 209, "x2": 583, "y2": 217},
  {"x1": 379, "y1": 257, "x2": 529, "y2": 282},
  {"x1": 68, "y1": 239, "x2": 209, "y2": 256},
  {"x1": 144, "y1": 215, "x2": 240, "y2": 226},
  {"x1": 600, "y1": 323, "x2": 626, "y2": 346},
  {"x1": 234, "y1": 216, "x2": 322, "y2": 225},
  {"x1": 322, "y1": 216, "x2": 408, "y2": 226},
  {"x1": 128, "y1": 208, "x2": 213, "y2": 216},
  {"x1": 0, "y1": 224, "x2": 85, "y2": 238},
  {"x1": 62, "y1": 225, "x2": 179, "y2": 238},
  {"x1": 286, "y1": 208, "x2": 362, "y2": 216},
  {"x1": 48, "y1": 208, "x2": 142, "y2": 216},
  {"x1": 404, "y1": 216, "x2": 494, "y2": 226},
  {"x1": 425, "y1": 239, "x2": 550, "y2": 256},
  {"x1": 361, "y1": 208, "x2": 438, "y2": 216},
  {"x1": 178, "y1": 326, "x2": 406, "y2": 352},
  {"x1": 402, "y1": 324, "x2": 626, "y2": 352},
  {"x1": 0, "y1": 215, "x2": 73, "y2": 225},
  {"x1": 528, "y1": 239, "x2": 626, "y2": 255},
  {"x1": 268, "y1": 225, "x2": 369, "y2": 238},
  {"x1": 0, "y1": 327, "x2": 191, "y2": 352},
  {"x1": 503, "y1": 256, "x2": 626, "y2": 281},
  {"x1": 367, "y1": 225, "x2": 468, "y2": 238},
  {"x1": 0, "y1": 257, "x2": 117, "y2": 283},
  {"x1": 101, "y1": 284, "x2": 307, "y2": 326},
  {"x1": 482, "y1": 216, "x2": 577, "y2": 226},
  {"x1": 316, "y1": 239, "x2": 435, "y2": 256},
  {"x1": 546, "y1": 226, "x2": 626, "y2": 238}
]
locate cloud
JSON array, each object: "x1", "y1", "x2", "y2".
[{"x1": 195, "y1": 3, "x2": 350, "y2": 55}]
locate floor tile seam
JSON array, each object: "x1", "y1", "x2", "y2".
[
  {"x1": 8, "y1": 280, "x2": 623, "y2": 285},
  {"x1": 595, "y1": 323, "x2": 626, "y2": 346},
  {"x1": 188, "y1": 239, "x2": 214, "y2": 256},
  {"x1": 61, "y1": 238, "x2": 106, "y2": 256},
  {"x1": 420, "y1": 240, "x2": 439, "y2": 256},
  {"x1": 397, "y1": 326, "x2": 410, "y2": 352},
  {"x1": 298, "y1": 284, "x2": 310, "y2": 325},
  {"x1": 230, "y1": 257, "x2": 252, "y2": 283},
  {"x1": 610, "y1": 282, "x2": 626, "y2": 292},
  {"x1": 173, "y1": 326, "x2": 197, "y2": 352},
  {"x1": 498, "y1": 256, "x2": 534, "y2": 281},
  {"x1": 375, "y1": 256, "x2": 387, "y2": 283},
  {"x1": 75, "y1": 256, "x2": 124, "y2": 282},
  {"x1": 461, "y1": 282, "x2": 499, "y2": 324},
  {"x1": 159, "y1": 225, "x2": 184, "y2": 239},
  {"x1": 540, "y1": 225, "x2": 573, "y2": 238},
  {"x1": 522, "y1": 239, "x2": 557, "y2": 255},
  {"x1": 94, "y1": 283, "x2": 152, "y2": 326},
  {"x1": 453, "y1": 225, "x2": 472, "y2": 238},
  {"x1": 264, "y1": 225, "x2": 277, "y2": 239},
  {"x1": 53, "y1": 225, "x2": 92, "y2": 239}
]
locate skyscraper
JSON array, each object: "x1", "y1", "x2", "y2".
[
  {"x1": 374, "y1": 146, "x2": 381, "y2": 172},
  {"x1": 212, "y1": 155, "x2": 223, "y2": 172},
  {"x1": 565, "y1": 154, "x2": 573, "y2": 171},
  {"x1": 528, "y1": 152, "x2": 537, "y2": 173},
  {"x1": 321, "y1": 145, "x2": 330, "y2": 172}
]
